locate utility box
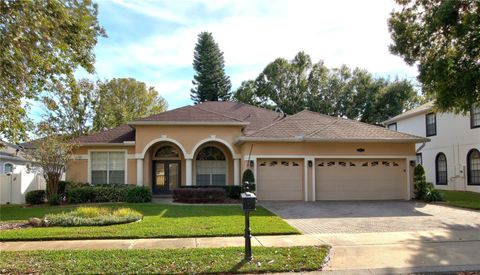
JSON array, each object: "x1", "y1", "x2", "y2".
[{"x1": 241, "y1": 192, "x2": 257, "y2": 212}]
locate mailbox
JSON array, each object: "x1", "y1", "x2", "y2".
[{"x1": 241, "y1": 192, "x2": 257, "y2": 211}]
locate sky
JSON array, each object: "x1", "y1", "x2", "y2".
[{"x1": 49, "y1": 0, "x2": 419, "y2": 115}]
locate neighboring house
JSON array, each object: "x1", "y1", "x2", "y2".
[
  {"x1": 67, "y1": 101, "x2": 427, "y2": 201},
  {"x1": 0, "y1": 141, "x2": 45, "y2": 204},
  {"x1": 383, "y1": 102, "x2": 480, "y2": 193}
]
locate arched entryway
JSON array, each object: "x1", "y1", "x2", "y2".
[{"x1": 151, "y1": 143, "x2": 183, "y2": 194}]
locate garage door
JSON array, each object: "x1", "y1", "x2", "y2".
[
  {"x1": 315, "y1": 159, "x2": 406, "y2": 200},
  {"x1": 257, "y1": 159, "x2": 304, "y2": 200}
]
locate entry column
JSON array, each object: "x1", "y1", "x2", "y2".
[
  {"x1": 234, "y1": 158, "x2": 240, "y2": 185},
  {"x1": 136, "y1": 158, "x2": 143, "y2": 187},
  {"x1": 186, "y1": 158, "x2": 192, "y2": 186}
]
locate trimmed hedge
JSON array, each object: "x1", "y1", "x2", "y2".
[
  {"x1": 178, "y1": 185, "x2": 241, "y2": 199},
  {"x1": 66, "y1": 186, "x2": 151, "y2": 204},
  {"x1": 126, "y1": 187, "x2": 152, "y2": 203},
  {"x1": 25, "y1": 190, "x2": 46, "y2": 205},
  {"x1": 173, "y1": 188, "x2": 227, "y2": 203}
]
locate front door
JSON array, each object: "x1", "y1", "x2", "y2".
[{"x1": 153, "y1": 161, "x2": 181, "y2": 194}]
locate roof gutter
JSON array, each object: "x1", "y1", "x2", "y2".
[
  {"x1": 382, "y1": 108, "x2": 433, "y2": 125},
  {"x1": 128, "y1": 121, "x2": 249, "y2": 126},
  {"x1": 236, "y1": 136, "x2": 430, "y2": 144},
  {"x1": 77, "y1": 142, "x2": 136, "y2": 147}
]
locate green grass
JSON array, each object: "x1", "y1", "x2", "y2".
[
  {"x1": 439, "y1": 191, "x2": 480, "y2": 210},
  {"x1": 0, "y1": 203, "x2": 299, "y2": 241},
  {"x1": 0, "y1": 246, "x2": 330, "y2": 274}
]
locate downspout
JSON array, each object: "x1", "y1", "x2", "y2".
[{"x1": 416, "y1": 142, "x2": 426, "y2": 153}]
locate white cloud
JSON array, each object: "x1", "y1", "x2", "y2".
[{"x1": 94, "y1": 0, "x2": 418, "y2": 109}]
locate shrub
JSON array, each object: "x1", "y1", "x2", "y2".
[
  {"x1": 424, "y1": 184, "x2": 444, "y2": 202},
  {"x1": 173, "y1": 188, "x2": 227, "y2": 203},
  {"x1": 25, "y1": 190, "x2": 46, "y2": 205},
  {"x1": 224, "y1": 186, "x2": 242, "y2": 199},
  {"x1": 47, "y1": 194, "x2": 63, "y2": 205},
  {"x1": 177, "y1": 185, "x2": 241, "y2": 199},
  {"x1": 414, "y1": 164, "x2": 428, "y2": 200},
  {"x1": 58, "y1": 180, "x2": 73, "y2": 195},
  {"x1": 66, "y1": 185, "x2": 152, "y2": 204},
  {"x1": 241, "y1": 169, "x2": 256, "y2": 192},
  {"x1": 66, "y1": 186, "x2": 96, "y2": 204},
  {"x1": 44, "y1": 207, "x2": 142, "y2": 227},
  {"x1": 126, "y1": 187, "x2": 152, "y2": 203},
  {"x1": 91, "y1": 186, "x2": 127, "y2": 203},
  {"x1": 414, "y1": 164, "x2": 444, "y2": 202}
]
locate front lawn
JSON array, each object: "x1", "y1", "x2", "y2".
[
  {"x1": 439, "y1": 191, "x2": 480, "y2": 210},
  {"x1": 0, "y1": 246, "x2": 330, "y2": 274},
  {"x1": 0, "y1": 203, "x2": 299, "y2": 241}
]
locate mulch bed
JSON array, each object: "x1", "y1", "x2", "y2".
[{"x1": 0, "y1": 222, "x2": 31, "y2": 231}]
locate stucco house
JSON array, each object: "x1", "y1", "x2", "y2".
[
  {"x1": 383, "y1": 102, "x2": 480, "y2": 193},
  {"x1": 67, "y1": 101, "x2": 428, "y2": 201}
]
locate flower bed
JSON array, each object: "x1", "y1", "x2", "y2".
[{"x1": 37, "y1": 207, "x2": 142, "y2": 227}]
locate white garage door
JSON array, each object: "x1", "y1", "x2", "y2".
[
  {"x1": 257, "y1": 159, "x2": 304, "y2": 200},
  {"x1": 315, "y1": 159, "x2": 406, "y2": 200}
]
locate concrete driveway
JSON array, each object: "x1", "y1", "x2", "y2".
[{"x1": 261, "y1": 201, "x2": 480, "y2": 273}]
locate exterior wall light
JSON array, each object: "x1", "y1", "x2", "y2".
[
  {"x1": 356, "y1": 148, "x2": 365, "y2": 152},
  {"x1": 308, "y1": 160, "x2": 313, "y2": 167}
]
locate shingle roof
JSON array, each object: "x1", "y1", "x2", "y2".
[
  {"x1": 130, "y1": 105, "x2": 246, "y2": 124},
  {"x1": 194, "y1": 101, "x2": 285, "y2": 133},
  {"x1": 383, "y1": 101, "x2": 434, "y2": 124},
  {"x1": 241, "y1": 110, "x2": 428, "y2": 142},
  {"x1": 76, "y1": 102, "x2": 427, "y2": 144},
  {"x1": 75, "y1": 124, "x2": 135, "y2": 144}
]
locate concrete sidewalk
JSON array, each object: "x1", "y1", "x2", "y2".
[
  {"x1": 2, "y1": 230, "x2": 480, "y2": 273},
  {"x1": 0, "y1": 234, "x2": 326, "y2": 251}
]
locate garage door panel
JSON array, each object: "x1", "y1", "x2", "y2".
[
  {"x1": 257, "y1": 159, "x2": 303, "y2": 201},
  {"x1": 315, "y1": 159, "x2": 406, "y2": 200}
]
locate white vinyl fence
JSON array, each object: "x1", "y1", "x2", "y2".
[{"x1": 0, "y1": 173, "x2": 46, "y2": 204}]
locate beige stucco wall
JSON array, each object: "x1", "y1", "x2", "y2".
[
  {"x1": 66, "y1": 159, "x2": 88, "y2": 183},
  {"x1": 239, "y1": 142, "x2": 416, "y2": 157},
  {"x1": 134, "y1": 125, "x2": 244, "y2": 156}
]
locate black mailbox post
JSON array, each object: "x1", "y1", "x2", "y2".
[{"x1": 241, "y1": 181, "x2": 256, "y2": 261}]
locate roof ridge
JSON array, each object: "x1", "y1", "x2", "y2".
[
  {"x1": 191, "y1": 104, "x2": 245, "y2": 122},
  {"x1": 201, "y1": 101, "x2": 283, "y2": 116},
  {"x1": 245, "y1": 111, "x2": 303, "y2": 137},
  {"x1": 131, "y1": 105, "x2": 192, "y2": 122}
]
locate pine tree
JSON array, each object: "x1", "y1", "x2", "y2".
[{"x1": 191, "y1": 32, "x2": 232, "y2": 103}]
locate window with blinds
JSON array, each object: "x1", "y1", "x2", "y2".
[{"x1": 91, "y1": 152, "x2": 125, "y2": 184}]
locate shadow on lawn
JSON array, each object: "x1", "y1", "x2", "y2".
[{"x1": 228, "y1": 259, "x2": 250, "y2": 273}]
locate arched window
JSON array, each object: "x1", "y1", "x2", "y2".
[
  {"x1": 467, "y1": 149, "x2": 480, "y2": 185},
  {"x1": 435, "y1": 153, "x2": 448, "y2": 185},
  {"x1": 154, "y1": 145, "x2": 180, "y2": 159},
  {"x1": 3, "y1": 163, "x2": 13, "y2": 173},
  {"x1": 196, "y1": 146, "x2": 226, "y2": 186}
]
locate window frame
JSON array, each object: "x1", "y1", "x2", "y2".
[
  {"x1": 425, "y1": 112, "x2": 437, "y2": 137},
  {"x1": 471, "y1": 105, "x2": 480, "y2": 129},
  {"x1": 435, "y1": 152, "x2": 448, "y2": 185},
  {"x1": 467, "y1": 149, "x2": 480, "y2": 186},
  {"x1": 387, "y1": 123, "x2": 397, "y2": 131},
  {"x1": 3, "y1": 162, "x2": 14, "y2": 174},
  {"x1": 88, "y1": 150, "x2": 127, "y2": 185}
]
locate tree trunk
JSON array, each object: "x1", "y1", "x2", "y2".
[{"x1": 46, "y1": 172, "x2": 61, "y2": 196}]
